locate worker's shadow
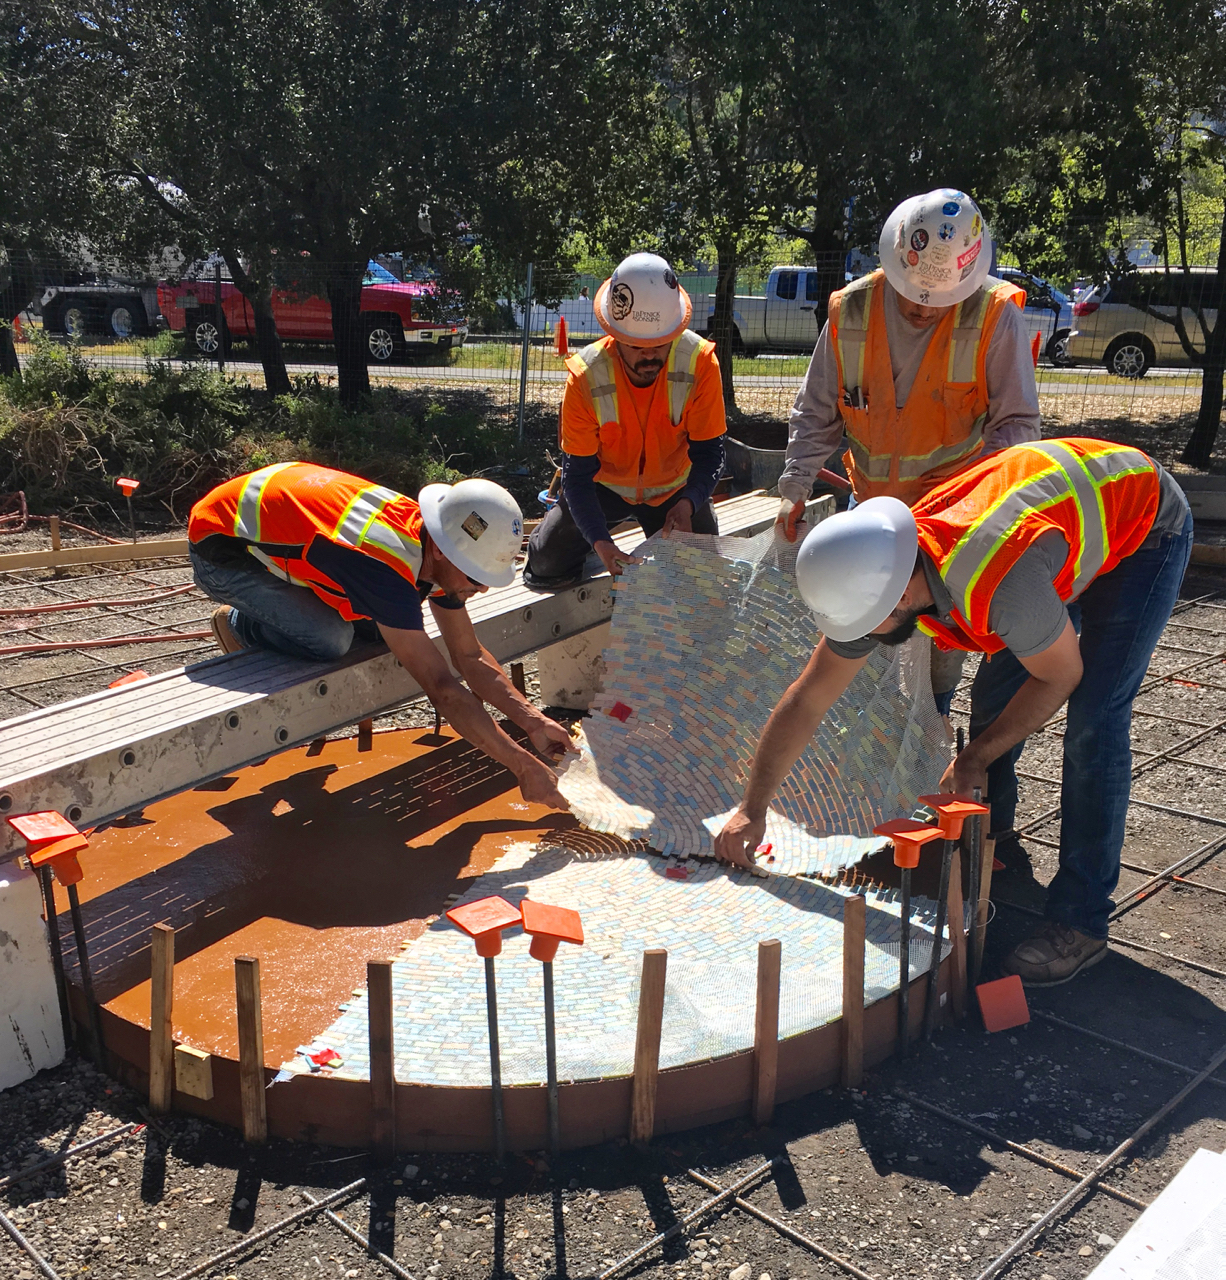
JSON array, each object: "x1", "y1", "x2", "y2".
[{"x1": 59, "y1": 735, "x2": 577, "y2": 1001}]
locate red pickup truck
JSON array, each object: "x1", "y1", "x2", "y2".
[{"x1": 157, "y1": 262, "x2": 468, "y2": 362}]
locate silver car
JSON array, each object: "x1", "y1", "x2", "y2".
[
  {"x1": 996, "y1": 267, "x2": 1076, "y2": 366},
  {"x1": 1066, "y1": 267, "x2": 1221, "y2": 377}
]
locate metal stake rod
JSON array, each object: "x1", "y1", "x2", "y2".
[
  {"x1": 898, "y1": 864, "x2": 911, "y2": 1057},
  {"x1": 543, "y1": 959, "x2": 560, "y2": 1157},
  {"x1": 922, "y1": 837, "x2": 954, "y2": 1041},
  {"x1": 516, "y1": 262, "x2": 534, "y2": 444},
  {"x1": 37, "y1": 866, "x2": 74, "y2": 1054},
  {"x1": 484, "y1": 955, "x2": 506, "y2": 1161},
  {"x1": 966, "y1": 784, "x2": 982, "y2": 1006},
  {"x1": 65, "y1": 883, "x2": 105, "y2": 1068},
  {"x1": 0, "y1": 1205, "x2": 62, "y2": 1280}
]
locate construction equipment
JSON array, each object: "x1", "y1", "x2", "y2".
[
  {"x1": 918, "y1": 792, "x2": 990, "y2": 1039},
  {"x1": 445, "y1": 895, "x2": 525, "y2": 1160},
  {"x1": 519, "y1": 898, "x2": 585, "y2": 1155},
  {"x1": 872, "y1": 818, "x2": 943, "y2": 1056}
]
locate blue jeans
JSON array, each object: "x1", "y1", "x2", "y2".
[
  {"x1": 191, "y1": 547, "x2": 374, "y2": 661},
  {"x1": 968, "y1": 514, "x2": 1194, "y2": 936}
]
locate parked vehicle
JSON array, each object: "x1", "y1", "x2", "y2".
[
  {"x1": 40, "y1": 280, "x2": 160, "y2": 338},
  {"x1": 696, "y1": 266, "x2": 831, "y2": 355},
  {"x1": 995, "y1": 267, "x2": 1075, "y2": 366},
  {"x1": 157, "y1": 260, "x2": 468, "y2": 362},
  {"x1": 1066, "y1": 267, "x2": 1221, "y2": 377}
]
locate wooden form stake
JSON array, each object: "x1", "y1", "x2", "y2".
[
  {"x1": 148, "y1": 924, "x2": 175, "y2": 1114},
  {"x1": 629, "y1": 949, "x2": 667, "y2": 1145},
  {"x1": 49, "y1": 516, "x2": 61, "y2": 552},
  {"x1": 841, "y1": 895, "x2": 865, "y2": 1088},
  {"x1": 367, "y1": 959, "x2": 396, "y2": 1162},
  {"x1": 510, "y1": 662, "x2": 527, "y2": 697},
  {"x1": 752, "y1": 939, "x2": 782, "y2": 1126},
  {"x1": 357, "y1": 718, "x2": 374, "y2": 752},
  {"x1": 234, "y1": 956, "x2": 267, "y2": 1144},
  {"x1": 972, "y1": 836, "x2": 996, "y2": 988},
  {"x1": 947, "y1": 853, "x2": 967, "y2": 1021}
]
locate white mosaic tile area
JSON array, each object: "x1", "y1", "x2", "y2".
[{"x1": 277, "y1": 533, "x2": 954, "y2": 1088}]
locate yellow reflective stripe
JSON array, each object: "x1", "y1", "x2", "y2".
[
  {"x1": 234, "y1": 462, "x2": 295, "y2": 540},
  {"x1": 836, "y1": 278, "x2": 872, "y2": 393},
  {"x1": 245, "y1": 544, "x2": 315, "y2": 589},
  {"x1": 334, "y1": 484, "x2": 400, "y2": 547},
  {"x1": 939, "y1": 456, "x2": 1068, "y2": 611},
  {"x1": 572, "y1": 342, "x2": 619, "y2": 426},
  {"x1": 358, "y1": 516, "x2": 423, "y2": 578},
  {"x1": 603, "y1": 473, "x2": 689, "y2": 502},
  {"x1": 845, "y1": 437, "x2": 892, "y2": 480},
  {"x1": 946, "y1": 287, "x2": 990, "y2": 384},
  {"x1": 897, "y1": 418, "x2": 987, "y2": 479},
  {"x1": 1025, "y1": 441, "x2": 1107, "y2": 595},
  {"x1": 665, "y1": 330, "x2": 704, "y2": 425}
]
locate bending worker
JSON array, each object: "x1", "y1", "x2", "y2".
[
  {"x1": 716, "y1": 437, "x2": 1192, "y2": 986},
  {"x1": 777, "y1": 188, "x2": 1041, "y2": 859},
  {"x1": 189, "y1": 463, "x2": 573, "y2": 810},
  {"x1": 524, "y1": 252, "x2": 726, "y2": 587}
]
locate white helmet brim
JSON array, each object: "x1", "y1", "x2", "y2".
[{"x1": 795, "y1": 497, "x2": 919, "y2": 642}]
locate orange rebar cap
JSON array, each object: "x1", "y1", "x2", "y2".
[
  {"x1": 872, "y1": 818, "x2": 943, "y2": 869},
  {"x1": 918, "y1": 794, "x2": 990, "y2": 841},
  {"x1": 519, "y1": 899, "x2": 584, "y2": 962},
  {"x1": 116, "y1": 478, "x2": 140, "y2": 496},
  {"x1": 446, "y1": 895, "x2": 523, "y2": 957},
  {"x1": 7, "y1": 810, "x2": 89, "y2": 886}
]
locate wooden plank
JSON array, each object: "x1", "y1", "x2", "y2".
[
  {"x1": 841, "y1": 895, "x2": 865, "y2": 1088},
  {"x1": 752, "y1": 939, "x2": 782, "y2": 1126},
  {"x1": 49, "y1": 516, "x2": 60, "y2": 553},
  {"x1": 629, "y1": 949, "x2": 668, "y2": 1145},
  {"x1": 357, "y1": 718, "x2": 374, "y2": 752},
  {"x1": 368, "y1": 958, "x2": 396, "y2": 1162},
  {"x1": 947, "y1": 852, "x2": 967, "y2": 1021},
  {"x1": 0, "y1": 537, "x2": 188, "y2": 572},
  {"x1": 148, "y1": 923, "x2": 175, "y2": 1114},
  {"x1": 234, "y1": 956, "x2": 267, "y2": 1143},
  {"x1": 174, "y1": 1045, "x2": 214, "y2": 1100},
  {"x1": 972, "y1": 836, "x2": 996, "y2": 988}
]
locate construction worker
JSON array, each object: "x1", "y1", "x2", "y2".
[
  {"x1": 716, "y1": 438, "x2": 1192, "y2": 986},
  {"x1": 189, "y1": 464, "x2": 573, "y2": 810},
  {"x1": 776, "y1": 189, "x2": 1042, "y2": 855},
  {"x1": 524, "y1": 252, "x2": 726, "y2": 588}
]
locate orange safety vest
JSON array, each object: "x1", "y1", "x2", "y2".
[
  {"x1": 563, "y1": 330, "x2": 710, "y2": 504},
  {"x1": 912, "y1": 438, "x2": 1161, "y2": 654},
  {"x1": 829, "y1": 269, "x2": 1026, "y2": 504},
  {"x1": 189, "y1": 462, "x2": 425, "y2": 621}
]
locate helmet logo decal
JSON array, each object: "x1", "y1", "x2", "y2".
[
  {"x1": 956, "y1": 240, "x2": 982, "y2": 271},
  {"x1": 910, "y1": 229, "x2": 929, "y2": 251},
  {"x1": 942, "y1": 200, "x2": 961, "y2": 216},
  {"x1": 511, "y1": 517, "x2": 522, "y2": 537},
  {"x1": 461, "y1": 510, "x2": 488, "y2": 541},
  {"x1": 663, "y1": 269, "x2": 678, "y2": 290},
  {"x1": 907, "y1": 250, "x2": 919, "y2": 266},
  {"x1": 610, "y1": 282, "x2": 634, "y2": 322},
  {"x1": 938, "y1": 221, "x2": 956, "y2": 241}
]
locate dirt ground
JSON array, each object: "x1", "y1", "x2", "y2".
[{"x1": 3, "y1": 570, "x2": 1226, "y2": 1280}]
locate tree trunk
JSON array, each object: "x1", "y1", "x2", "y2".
[
  {"x1": 328, "y1": 261, "x2": 371, "y2": 409},
  {"x1": 0, "y1": 248, "x2": 40, "y2": 380},
  {"x1": 221, "y1": 253, "x2": 291, "y2": 396},
  {"x1": 1179, "y1": 203, "x2": 1226, "y2": 468},
  {"x1": 712, "y1": 242, "x2": 738, "y2": 409}
]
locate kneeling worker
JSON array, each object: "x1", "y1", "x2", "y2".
[
  {"x1": 189, "y1": 462, "x2": 573, "y2": 810},
  {"x1": 716, "y1": 438, "x2": 1192, "y2": 986},
  {"x1": 525, "y1": 252, "x2": 726, "y2": 586}
]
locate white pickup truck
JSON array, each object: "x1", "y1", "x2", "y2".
[{"x1": 697, "y1": 265, "x2": 833, "y2": 355}]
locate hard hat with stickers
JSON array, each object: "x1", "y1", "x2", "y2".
[{"x1": 878, "y1": 189, "x2": 991, "y2": 308}]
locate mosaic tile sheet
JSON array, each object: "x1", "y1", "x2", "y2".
[
  {"x1": 282, "y1": 841, "x2": 953, "y2": 1087},
  {"x1": 557, "y1": 529, "x2": 950, "y2": 867}
]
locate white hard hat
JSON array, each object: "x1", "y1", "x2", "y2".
[
  {"x1": 593, "y1": 252, "x2": 693, "y2": 346},
  {"x1": 419, "y1": 479, "x2": 524, "y2": 588},
  {"x1": 795, "y1": 497, "x2": 918, "y2": 642},
  {"x1": 879, "y1": 189, "x2": 991, "y2": 307}
]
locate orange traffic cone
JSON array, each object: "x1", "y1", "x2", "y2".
[
  {"x1": 1031, "y1": 331, "x2": 1041, "y2": 367},
  {"x1": 555, "y1": 314, "x2": 569, "y2": 358},
  {"x1": 12, "y1": 314, "x2": 23, "y2": 341}
]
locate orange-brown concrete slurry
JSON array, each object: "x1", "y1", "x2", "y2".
[{"x1": 63, "y1": 727, "x2": 577, "y2": 1065}]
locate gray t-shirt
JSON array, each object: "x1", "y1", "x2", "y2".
[
  {"x1": 778, "y1": 278, "x2": 1041, "y2": 504},
  {"x1": 826, "y1": 464, "x2": 1189, "y2": 661}
]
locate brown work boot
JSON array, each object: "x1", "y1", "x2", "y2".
[
  {"x1": 1002, "y1": 922, "x2": 1107, "y2": 987},
  {"x1": 209, "y1": 606, "x2": 244, "y2": 654}
]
